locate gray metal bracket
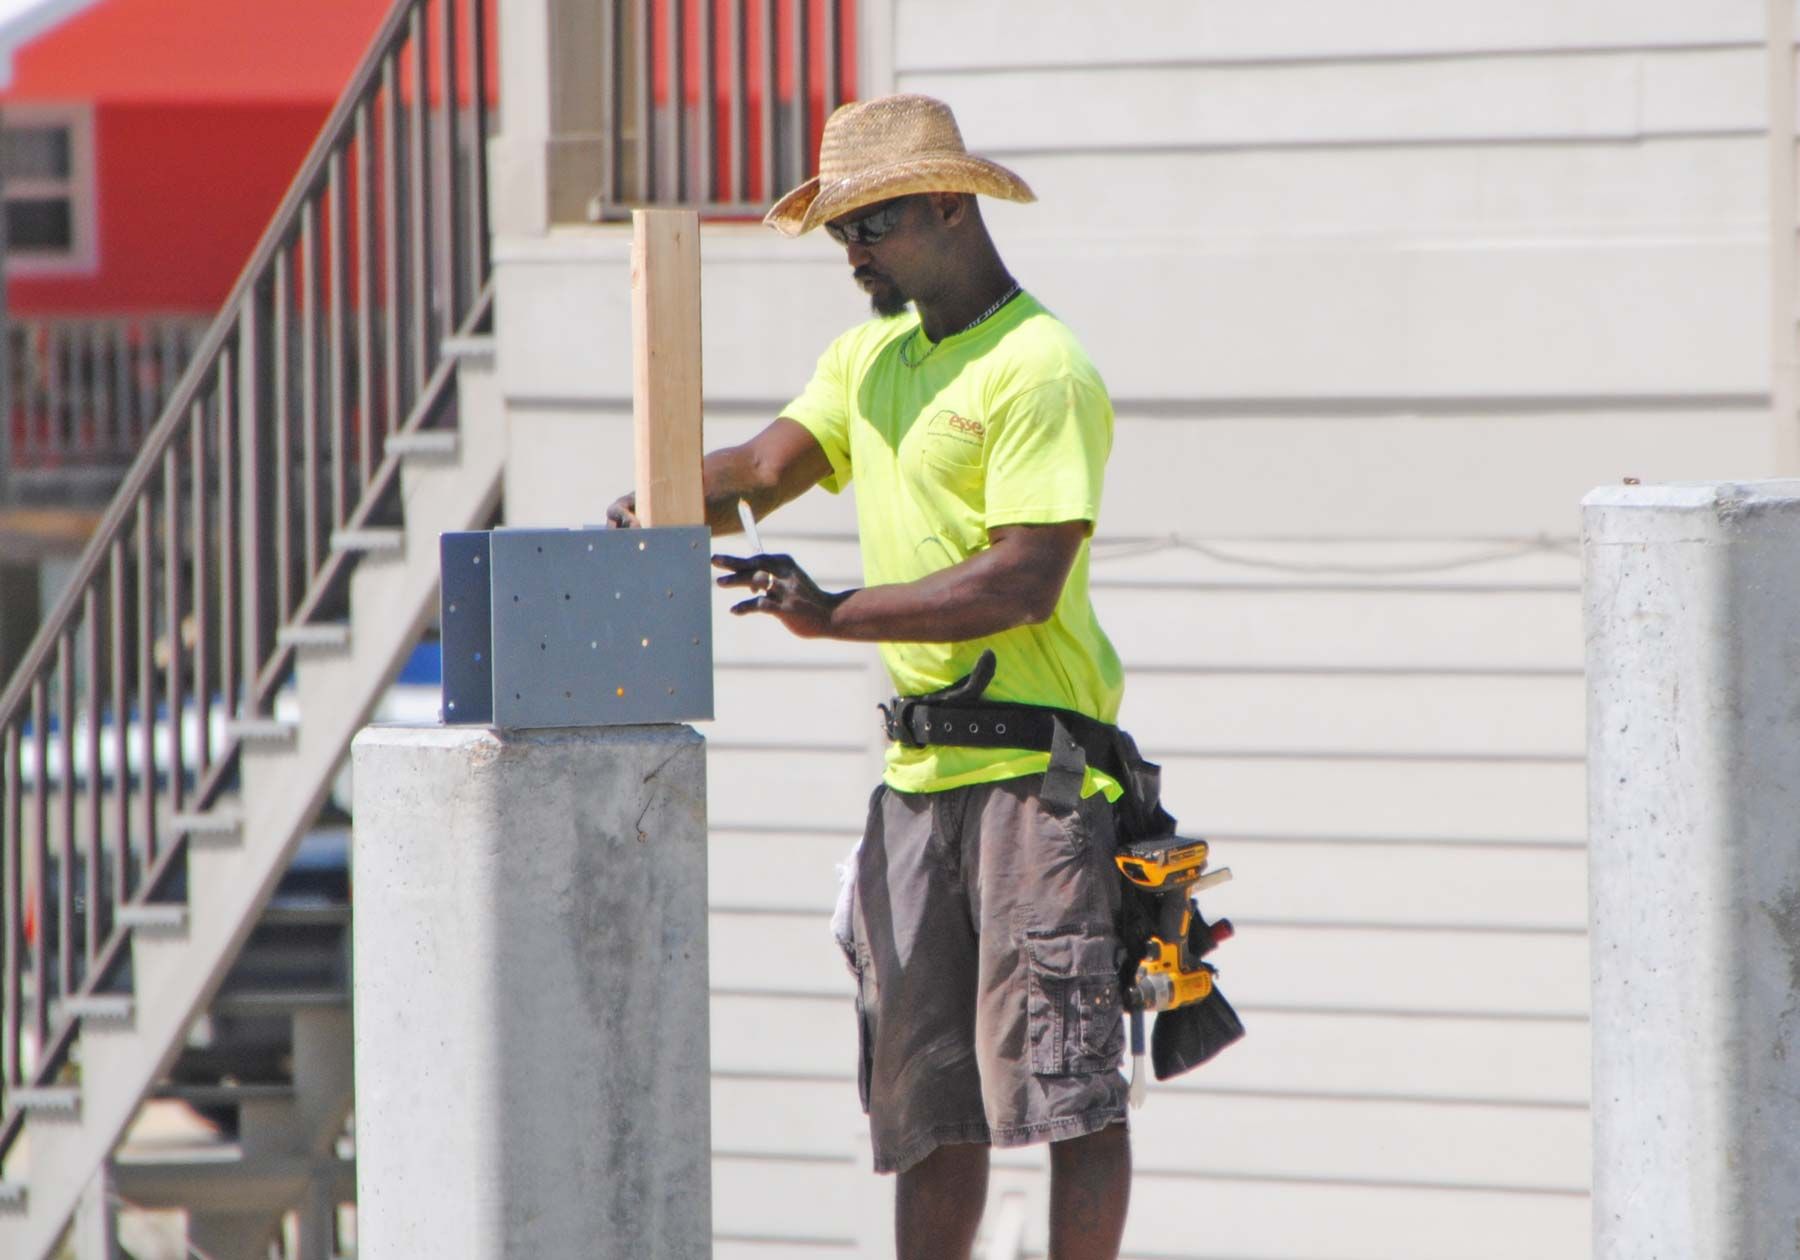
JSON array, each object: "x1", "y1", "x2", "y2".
[{"x1": 440, "y1": 526, "x2": 714, "y2": 728}]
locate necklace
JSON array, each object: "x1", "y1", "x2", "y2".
[{"x1": 899, "y1": 283, "x2": 1022, "y2": 367}]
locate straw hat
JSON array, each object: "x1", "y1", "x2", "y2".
[{"x1": 764, "y1": 94, "x2": 1035, "y2": 237}]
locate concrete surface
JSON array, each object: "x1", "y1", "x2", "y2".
[
  {"x1": 351, "y1": 723, "x2": 711, "y2": 1260},
  {"x1": 1584, "y1": 480, "x2": 1800, "y2": 1259}
]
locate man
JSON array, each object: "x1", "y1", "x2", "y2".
[{"x1": 609, "y1": 94, "x2": 1131, "y2": 1259}]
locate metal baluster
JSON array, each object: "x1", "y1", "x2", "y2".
[
  {"x1": 439, "y1": 0, "x2": 464, "y2": 331},
  {"x1": 729, "y1": 0, "x2": 746, "y2": 203},
  {"x1": 86, "y1": 322, "x2": 103, "y2": 456},
  {"x1": 327, "y1": 153, "x2": 350, "y2": 533},
  {"x1": 216, "y1": 355, "x2": 237, "y2": 728},
  {"x1": 162, "y1": 449, "x2": 184, "y2": 816},
  {"x1": 4, "y1": 723, "x2": 22, "y2": 1090},
  {"x1": 301, "y1": 203, "x2": 322, "y2": 581},
  {"x1": 138, "y1": 324, "x2": 158, "y2": 446},
  {"x1": 599, "y1": 0, "x2": 619, "y2": 210},
  {"x1": 789, "y1": 0, "x2": 808, "y2": 190},
  {"x1": 190, "y1": 404, "x2": 210, "y2": 778},
  {"x1": 409, "y1": 8, "x2": 434, "y2": 392},
  {"x1": 466, "y1": 0, "x2": 490, "y2": 287},
  {"x1": 90, "y1": 322, "x2": 112, "y2": 461},
  {"x1": 665, "y1": 0, "x2": 686, "y2": 202},
  {"x1": 355, "y1": 105, "x2": 378, "y2": 483},
  {"x1": 821, "y1": 0, "x2": 838, "y2": 118},
  {"x1": 113, "y1": 322, "x2": 132, "y2": 450},
  {"x1": 135, "y1": 506, "x2": 154, "y2": 868},
  {"x1": 29, "y1": 678, "x2": 48, "y2": 1043},
  {"x1": 72, "y1": 323, "x2": 90, "y2": 458},
  {"x1": 15, "y1": 327, "x2": 33, "y2": 462},
  {"x1": 55, "y1": 635, "x2": 75, "y2": 1000},
  {"x1": 83, "y1": 591, "x2": 101, "y2": 961},
  {"x1": 236, "y1": 302, "x2": 267, "y2": 717},
  {"x1": 382, "y1": 55, "x2": 405, "y2": 434},
  {"x1": 697, "y1": 0, "x2": 715, "y2": 205},
  {"x1": 108, "y1": 541, "x2": 127, "y2": 907},
  {"x1": 158, "y1": 323, "x2": 179, "y2": 425},
  {"x1": 273, "y1": 252, "x2": 294, "y2": 627},
  {"x1": 759, "y1": 0, "x2": 775, "y2": 200},
  {"x1": 634, "y1": 0, "x2": 653, "y2": 201},
  {"x1": 44, "y1": 324, "x2": 63, "y2": 459}
]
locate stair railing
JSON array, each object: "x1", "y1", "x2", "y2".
[{"x1": 0, "y1": 0, "x2": 492, "y2": 1160}]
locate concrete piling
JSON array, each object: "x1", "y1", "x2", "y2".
[
  {"x1": 351, "y1": 723, "x2": 711, "y2": 1259},
  {"x1": 1583, "y1": 481, "x2": 1800, "y2": 1259}
]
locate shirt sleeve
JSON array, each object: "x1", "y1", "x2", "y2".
[
  {"x1": 983, "y1": 374, "x2": 1113, "y2": 532},
  {"x1": 779, "y1": 337, "x2": 854, "y2": 493}
]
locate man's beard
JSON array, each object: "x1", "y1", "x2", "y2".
[
  {"x1": 870, "y1": 288, "x2": 910, "y2": 318},
  {"x1": 858, "y1": 268, "x2": 910, "y2": 318}
]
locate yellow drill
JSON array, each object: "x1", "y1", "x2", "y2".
[{"x1": 1114, "y1": 835, "x2": 1236, "y2": 1103}]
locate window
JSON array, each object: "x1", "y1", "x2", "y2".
[{"x1": 2, "y1": 104, "x2": 96, "y2": 274}]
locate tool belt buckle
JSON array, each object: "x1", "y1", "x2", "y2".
[{"x1": 878, "y1": 698, "x2": 931, "y2": 749}]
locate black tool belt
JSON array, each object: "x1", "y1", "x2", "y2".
[
  {"x1": 878, "y1": 649, "x2": 1147, "y2": 814},
  {"x1": 882, "y1": 694, "x2": 1122, "y2": 770}
]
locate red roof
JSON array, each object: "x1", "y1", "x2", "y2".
[{"x1": 3, "y1": 0, "x2": 391, "y2": 103}]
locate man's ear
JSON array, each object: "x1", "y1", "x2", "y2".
[{"x1": 931, "y1": 191, "x2": 969, "y2": 228}]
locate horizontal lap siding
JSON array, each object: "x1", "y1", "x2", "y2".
[
  {"x1": 700, "y1": 4, "x2": 1772, "y2": 1255},
  {"x1": 895, "y1": 0, "x2": 1762, "y2": 68},
  {"x1": 908, "y1": 51, "x2": 1761, "y2": 151},
  {"x1": 713, "y1": 994, "x2": 1590, "y2": 1104}
]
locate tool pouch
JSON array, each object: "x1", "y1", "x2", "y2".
[
  {"x1": 1104, "y1": 728, "x2": 1247, "y2": 1080},
  {"x1": 1151, "y1": 985, "x2": 1246, "y2": 1080}
]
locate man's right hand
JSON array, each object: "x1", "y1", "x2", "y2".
[{"x1": 605, "y1": 493, "x2": 639, "y2": 528}]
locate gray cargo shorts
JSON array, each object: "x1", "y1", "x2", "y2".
[{"x1": 843, "y1": 775, "x2": 1130, "y2": 1175}]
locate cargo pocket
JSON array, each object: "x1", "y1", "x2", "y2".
[{"x1": 1024, "y1": 927, "x2": 1125, "y2": 1076}]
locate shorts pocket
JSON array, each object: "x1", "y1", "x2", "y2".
[{"x1": 1024, "y1": 926, "x2": 1125, "y2": 1076}]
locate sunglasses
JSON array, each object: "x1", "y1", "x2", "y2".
[{"x1": 824, "y1": 197, "x2": 912, "y2": 246}]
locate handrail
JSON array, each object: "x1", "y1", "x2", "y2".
[{"x1": 0, "y1": 0, "x2": 493, "y2": 1134}]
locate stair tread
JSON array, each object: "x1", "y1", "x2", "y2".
[
  {"x1": 387, "y1": 430, "x2": 459, "y2": 457},
  {"x1": 442, "y1": 333, "x2": 495, "y2": 360},
  {"x1": 172, "y1": 809, "x2": 242, "y2": 831},
  {"x1": 277, "y1": 622, "x2": 353, "y2": 647},
  {"x1": 11, "y1": 1085, "x2": 81, "y2": 1112},
  {"x1": 118, "y1": 902, "x2": 188, "y2": 931},
  {"x1": 62, "y1": 995, "x2": 134, "y2": 1020},
  {"x1": 331, "y1": 528, "x2": 403, "y2": 552},
  {"x1": 228, "y1": 717, "x2": 299, "y2": 741}
]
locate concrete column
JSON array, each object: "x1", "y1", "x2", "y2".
[
  {"x1": 1584, "y1": 480, "x2": 1800, "y2": 1259},
  {"x1": 351, "y1": 723, "x2": 711, "y2": 1260}
]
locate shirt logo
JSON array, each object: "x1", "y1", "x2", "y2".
[{"x1": 926, "y1": 409, "x2": 985, "y2": 449}]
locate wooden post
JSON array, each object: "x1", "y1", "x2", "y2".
[{"x1": 631, "y1": 210, "x2": 705, "y2": 527}]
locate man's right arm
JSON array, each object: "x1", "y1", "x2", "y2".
[{"x1": 605, "y1": 417, "x2": 834, "y2": 534}]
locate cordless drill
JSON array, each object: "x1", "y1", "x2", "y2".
[{"x1": 1114, "y1": 835, "x2": 1240, "y2": 1103}]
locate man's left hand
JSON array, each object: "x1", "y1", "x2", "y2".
[{"x1": 712, "y1": 552, "x2": 847, "y2": 638}]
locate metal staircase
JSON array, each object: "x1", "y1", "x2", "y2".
[{"x1": 0, "y1": 0, "x2": 498, "y2": 1252}]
